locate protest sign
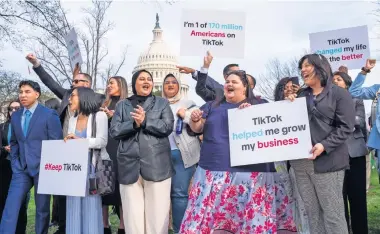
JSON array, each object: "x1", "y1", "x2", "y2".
[
  {"x1": 228, "y1": 98, "x2": 312, "y2": 166},
  {"x1": 64, "y1": 28, "x2": 83, "y2": 70},
  {"x1": 180, "y1": 9, "x2": 246, "y2": 58},
  {"x1": 38, "y1": 139, "x2": 89, "y2": 197},
  {"x1": 309, "y1": 25, "x2": 369, "y2": 70}
]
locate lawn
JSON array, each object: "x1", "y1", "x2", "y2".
[{"x1": 24, "y1": 170, "x2": 380, "y2": 234}]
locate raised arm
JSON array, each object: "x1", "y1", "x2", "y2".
[
  {"x1": 320, "y1": 88, "x2": 355, "y2": 154},
  {"x1": 195, "y1": 51, "x2": 220, "y2": 102},
  {"x1": 349, "y1": 73, "x2": 379, "y2": 100},
  {"x1": 109, "y1": 101, "x2": 137, "y2": 140},
  {"x1": 142, "y1": 100, "x2": 174, "y2": 138},
  {"x1": 196, "y1": 69, "x2": 217, "y2": 102},
  {"x1": 89, "y1": 111, "x2": 108, "y2": 149},
  {"x1": 26, "y1": 54, "x2": 67, "y2": 99},
  {"x1": 177, "y1": 64, "x2": 223, "y2": 93},
  {"x1": 349, "y1": 59, "x2": 378, "y2": 100}
]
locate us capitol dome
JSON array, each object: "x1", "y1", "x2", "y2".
[{"x1": 129, "y1": 13, "x2": 189, "y2": 98}]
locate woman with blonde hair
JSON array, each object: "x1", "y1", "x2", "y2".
[{"x1": 101, "y1": 76, "x2": 128, "y2": 234}]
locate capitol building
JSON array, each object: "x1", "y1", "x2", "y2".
[{"x1": 129, "y1": 14, "x2": 189, "y2": 98}]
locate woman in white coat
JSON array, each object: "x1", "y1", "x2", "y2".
[{"x1": 64, "y1": 87, "x2": 110, "y2": 234}]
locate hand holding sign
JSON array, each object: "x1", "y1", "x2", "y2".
[
  {"x1": 73, "y1": 63, "x2": 81, "y2": 77},
  {"x1": 310, "y1": 143, "x2": 325, "y2": 159},
  {"x1": 238, "y1": 103, "x2": 251, "y2": 109},
  {"x1": 285, "y1": 94, "x2": 297, "y2": 102},
  {"x1": 203, "y1": 51, "x2": 213, "y2": 68}
]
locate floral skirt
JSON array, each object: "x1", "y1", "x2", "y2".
[{"x1": 180, "y1": 167, "x2": 297, "y2": 234}]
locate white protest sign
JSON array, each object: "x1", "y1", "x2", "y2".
[
  {"x1": 180, "y1": 9, "x2": 246, "y2": 58},
  {"x1": 64, "y1": 28, "x2": 83, "y2": 70},
  {"x1": 228, "y1": 98, "x2": 312, "y2": 166},
  {"x1": 38, "y1": 139, "x2": 89, "y2": 197},
  {"x1": 309, "y1": 25, "x2": 369, "y2": 70}
]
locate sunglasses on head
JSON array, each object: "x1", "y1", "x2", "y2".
[
  {"x1": 8, "y1": 106, "x2": 20, "y2": 112},
  {"x1": 226, "y1": 70, "x2": 248, "y2": 82}
]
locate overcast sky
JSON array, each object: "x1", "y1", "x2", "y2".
[{"x1": 2, "y1": 0, "x2": 380, "y2": 112}]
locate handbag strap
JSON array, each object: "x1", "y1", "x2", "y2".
[
  {"x1": 90, "y1": 113, "x2": 101, "y2": 172},
  {"x1": 307, "y1": 94, "x2": 336, "y2": 127}
]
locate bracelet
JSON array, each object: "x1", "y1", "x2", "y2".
[{"x1": 361, "y1": 67, "x2": 371, "y2": 73}]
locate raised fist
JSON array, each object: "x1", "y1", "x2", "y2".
[{"x1": 25, "y1": 53, "x2": 39, "y2": 66}]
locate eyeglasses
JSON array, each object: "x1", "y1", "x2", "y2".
[
  {"x1": 72, "y1": 79, "x2": 88, "y2": 84},
  {"x1": 8, "y1": 106, "x2": 20, "y2": 112}
]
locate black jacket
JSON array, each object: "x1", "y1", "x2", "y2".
[
  {"x1": 195, "y1": 71, "x2": 269, "y2": 103},
  {"x1": 0, "y1": 122, "x2": 10, "y2": 160},
  {"x1": 346, "y1": 98, "x2": 368, "y2": 158},
  {"x1": 109, "y1": 96, "x2": 175, "y2": 185},
  {"x1": 299, "y1": 82, "x2": 355, "y2": 173},
  {"x1": 195, "y1": 71, "x2": 224, "y2": 102},
  {"x1": 33, "y1": 65, "x2": 105, "y2": 123}
]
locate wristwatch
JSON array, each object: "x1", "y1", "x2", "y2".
[{"x1": 361, "y1": 67, "x2": 371, "y2": 73}]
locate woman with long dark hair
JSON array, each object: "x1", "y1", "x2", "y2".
[
  {"x1": 101, "y1": 76, "x2": 128, "y2": 234},
  {"x1": 333, "y1": 71, "x2": 368, "y2": 234},
  {"x1": 65, "y1": 87, "x2": 110, "y2": 234},
  {"x1": 180, "y1": 53, "x2": 297, "y2": 233},
  {"x1": 287, "y1": 54, "x2": 355, "y2": 234},
  {"x1": 110, "y1": 69, "x2": 174, "y2": 233},
  {"x1": 273, "y1": 77, "x2": 309, "y2": 233},
  {"x1": 0, "y1": 100, "x2": 27, "y2": 234}
]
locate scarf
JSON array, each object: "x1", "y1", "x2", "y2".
[
  {"x1": 162, "y1": 75, "x2": 182, "y2": 104},
  {"x1": 128, "y1": 94, "x2": 151, "y2": 108}
]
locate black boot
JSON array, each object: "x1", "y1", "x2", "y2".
[
  {"x1": 118, "y1": 229, "x2": 125, "y2": 234},
  {"x1": 104, "y1": 227, "x2": 112, "y2": 234}
]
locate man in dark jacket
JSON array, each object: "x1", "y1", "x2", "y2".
[
  {"x1": 26, "y1": 53, "x2": 105, "y2": 234},
  {"x1": 177, "y1": 52, "x2": 268, "y2": 103}
]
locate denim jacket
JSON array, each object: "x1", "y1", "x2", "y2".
[{"x1": 349, "y1": 73, "x2": 380, "y2": 150}]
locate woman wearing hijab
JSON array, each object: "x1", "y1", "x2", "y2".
[
  {"x1": 161, "y1": 73, "x2": 200, "y2": 234},
  {"x1": 110, "y1": 69, "x2": 174, "y2": 234}
]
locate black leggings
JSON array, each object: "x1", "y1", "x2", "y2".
[{"x1": 343, "y1": 156, "x2": 368, "y2": 234}]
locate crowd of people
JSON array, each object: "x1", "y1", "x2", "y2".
[{"x1": 0, "y1": 51, "x2": 377, "y2": 234}]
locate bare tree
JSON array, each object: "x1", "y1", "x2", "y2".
[
  {"x1": 1, "y1": 0, "x2": 128, "y2": 90},
  {"x1": 79, "y1": 0, "x2": 127, "y2": 89},
  {"x1": 0, "y1": 71, "x2": 22, "y2": 121},
  {"x1": 257, "y1": 56, "x2": 304, "y2": 100}
]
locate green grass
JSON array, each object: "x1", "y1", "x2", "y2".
[
  {"x1": 24, "y1": 170, "x2": 380, "y2": 234},
  {"x1": 368, "y1": 169, "x2": 380, "y2": 234}
]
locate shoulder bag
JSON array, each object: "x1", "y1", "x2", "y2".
[{"x1": 89, "y1": 113, "x2": 116, "y2": 196}]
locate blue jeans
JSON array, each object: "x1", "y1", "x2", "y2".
[{"x1": 170, "y1": 149, "x2": 195, "y2": 233}]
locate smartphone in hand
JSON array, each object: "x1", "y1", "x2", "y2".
[{"x1": 290, "y1": 77, "x2": 300, "y2": 86}]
